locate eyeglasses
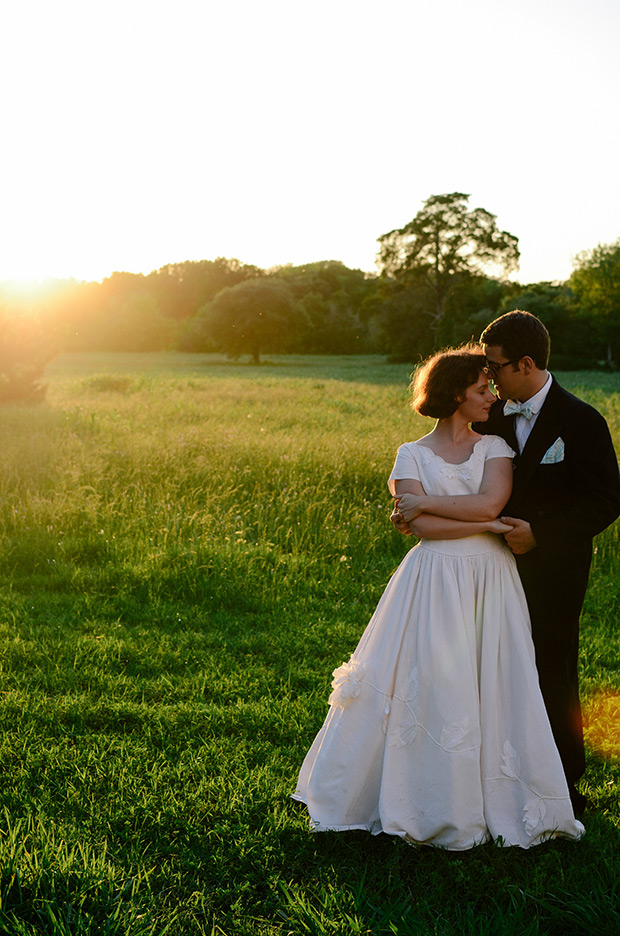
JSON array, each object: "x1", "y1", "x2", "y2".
[{"x1": 484, "y1": 358, "x2": 521, "y2": 378}]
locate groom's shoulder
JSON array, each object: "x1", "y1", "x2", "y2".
[
  {"x1": 548, "y1": 380, "x2": 617, "y2": 458},
  {"x1": 550, "y1": 377, "x2": 608, "y2": 424}
]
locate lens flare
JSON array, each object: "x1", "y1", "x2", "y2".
[{"x1": 583, "y1": 690, "x2": 620, "y2": 760}]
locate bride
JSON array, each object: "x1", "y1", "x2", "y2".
[{"x1": 293, "y1": 346, "x2": 584, "y2": 850}]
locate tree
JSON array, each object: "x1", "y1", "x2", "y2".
[
  {"x1": 107, "y1": 295, "x2": 178, "y2": 351},
  {"x1": 368, "y1": 268, "x2": 514, "y2": 362},
  {"x1": 497, "y1": 282, "x2": 596, "y2": 368},
  {"x1": 270, "y1": 261, "x2": 378, "y2": 353},
  {"x1": 569, "y1": 239, "x2": 620, "y2": 367},
  {"x1": 55, "y1": 283, "x2": 176, "y2": 351},
  {"x1": 146, "y1": 258, "x2": 264, "y2": 322},
  {"x1": 366, "y1": 269, "x2": 437, "y2": 362},
  {"x1": 192, "y1": 279, "x2": 298, "y2": 363},
  {"x1": 42, "y1": 259, "x2": 266, "y2": 353},
  {"x1": 376, "y1": 193, "x2": 520, "y2": 339}
]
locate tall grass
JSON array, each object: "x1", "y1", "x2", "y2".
[{"x1": 0, "y1": 352, "x2": 618, "y2": 935}]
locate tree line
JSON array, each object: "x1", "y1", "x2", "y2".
[{"x1": 1, "y1": 193, "x2": 619, "y2": 400}]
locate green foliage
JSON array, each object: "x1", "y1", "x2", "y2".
[
  {"x1": 4, "y1": 259, "x2": 379, "y2": 357},
  {"x1": 4, "y1": 220, "x2": 620, "y2": 374},
  {"x1": 270, "y1": 261, "x2": 379, "y2": 354},
  {"x1": 147, "y1": 258, "x2": 264, "y2": 323},
  {"x1": 189, "y1": 278, "x2": 300, "y2": 362},
  {"x1": 369, "y1": 271, "x2": 438, "y2": 362},
  {"x1": 0, "y1": 352, "x2": 618, "y2": 934},
  {"x1": 371, "y1": 272, "x2": 513, "y2": 363},
  {"x1": 3, "y1": 224, "x2": 620, "y2": 367},
  {"x1": 497, "y1": 282, "x2": 598, "y2": 369},
  {"x1": 376, "y1": 193, "x2": 520, "y2": 338},
  {"x1": 570, "y1": 239, "x2": 620, "y2": 367},
  {"x1": 50, "y1": 276, "x2": 177, "y2": 353},
  {"x1": 5, "y1": 260, "x2": 264, "y2": 355}
]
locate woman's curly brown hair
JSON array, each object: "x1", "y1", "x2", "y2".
[{"x1": 410, "y1": 345, "x2": 488, "y2": 418}]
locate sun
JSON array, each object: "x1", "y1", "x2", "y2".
[
  {"x1": 1, "y1": 277, "x2": 51, "y2": 296},
  {"x1": 0, "y1": 276, "x2": 77, "y2": 318}
]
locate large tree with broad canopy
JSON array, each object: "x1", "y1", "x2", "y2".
[{"x1": 376, "y1": 192, "x2": 520, "y2": 337}]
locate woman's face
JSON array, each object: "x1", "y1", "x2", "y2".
[{"x1": 457, "y1": 372, "x2": 496, "y2": 422}]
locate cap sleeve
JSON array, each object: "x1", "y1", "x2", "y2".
[
  {"x1": 388, "y1": 443, "x2": 421, "y2": 494},
  {"x1": 483, "y1": 435, "x2": 515, "y2": 460}
]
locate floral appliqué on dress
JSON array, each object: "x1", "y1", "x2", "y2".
[
  {"x1": 501, "y1": 739, "x2": 548, "y2": 835},
  {"x1": 500, "y1": 740, "x2": 522, "y2": 780},
  {"x1": 329, "y1": 658, "x2": 369, "y2": 709},
  {"x1": 440, "y1": 717, "x2": 470, "y2": 751},
  {"x1": 523, "y1": 798, "x2": 547, "y2": 836}
]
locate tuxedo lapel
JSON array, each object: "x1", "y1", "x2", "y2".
[
  {"x1": 504, "y1": 410, "x2": 519, "y2": 455},
  {"x1": 510, "y1": 377, "x2": 564, "y2": 504}
]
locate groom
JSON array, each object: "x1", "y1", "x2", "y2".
[{"x1": 475, "y1": 311, "x2": 620, "y2": 815}]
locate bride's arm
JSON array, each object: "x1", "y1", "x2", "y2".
[
  {"x1": 407, "y1": 515, "x2": 514, "y2": 540},
  {"x1": 395, "y1": 458, "x2": 513, "y2": 523},
  {"x1": 391, "y1": 476, "x2": 514, "y2": 539}
]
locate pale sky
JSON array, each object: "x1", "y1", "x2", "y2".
[{"x1": 1, "y1": 0, "x2": 619, "y2": 287}]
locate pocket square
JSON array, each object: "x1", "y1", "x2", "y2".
[{"x1": 541, "y1": 437, "x2": 565, "y2": 464}]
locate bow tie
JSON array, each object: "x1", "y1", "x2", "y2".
[{"x1": 504, "y1": 400, "x2": 534, "y2": 419}]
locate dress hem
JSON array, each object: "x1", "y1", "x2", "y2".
[{"x1": 290, "y1": 794, "x2": 584, "y2": 850}]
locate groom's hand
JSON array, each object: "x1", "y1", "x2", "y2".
[{"x1": 500, "y1": 517, "x2": 537, "y2": 554}]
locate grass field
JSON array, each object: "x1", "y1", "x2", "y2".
[{"x1": 0, "y1": 351, "x2": 618, "y2": 935}]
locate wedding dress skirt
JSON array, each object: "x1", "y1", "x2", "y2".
[{"x1": 293, "y1": 438, "x2": 584, "y2": 849}]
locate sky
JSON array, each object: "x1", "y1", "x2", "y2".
[{"x1": 1, "y1": 0, "x2": 619, "y2": 288}]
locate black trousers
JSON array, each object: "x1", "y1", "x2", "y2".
[{"x1": 516, "y1": 545, "x2": 592, "y2": 786}]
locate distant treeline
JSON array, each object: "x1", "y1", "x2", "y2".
[
  {"x1": 1, "y1": 193, "x2": 619, "y2": 402},
  {"x1": 1, "y1": 256, "x2": 617, "y2": 366}
]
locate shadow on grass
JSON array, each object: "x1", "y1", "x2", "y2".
[
  {"x1": 257, "y1": 800, "x2": 620, "y2": 936},
  {"x1": 189, "y1": 354, "x2": 413, "y2": 386},
  {"x1": 47, "y1": 351, "x2": 414, "y2": 387}
]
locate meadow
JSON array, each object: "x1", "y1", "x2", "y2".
[{"x1": 0, "y1": 351, "x2": 618, "y2": 936}]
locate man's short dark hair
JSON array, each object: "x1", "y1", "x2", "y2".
[{"x1": 481, "y1": 310, "x2": 550, "y2": 370}]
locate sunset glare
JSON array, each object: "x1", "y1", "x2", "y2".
[{"x1": 2, "y1": 0, "x2": 620, "y2": 290}]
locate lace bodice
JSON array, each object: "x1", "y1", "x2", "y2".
[{"x1": 388, "y1": 435, "x2": 514, "y2": 497}]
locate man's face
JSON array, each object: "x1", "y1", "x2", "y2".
[{"x1": 483, "y1": 344, "x2": 526, "y2": 401}]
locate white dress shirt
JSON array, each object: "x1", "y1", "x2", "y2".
[{"x1": 512, "y1": 373, "x2": 552, "y2": 453}]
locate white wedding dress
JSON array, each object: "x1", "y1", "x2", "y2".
[{"x1": 293, "y1": 435, "x2": 584, "y2": 849}]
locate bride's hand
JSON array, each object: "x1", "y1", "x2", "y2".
[
  {"x1": 488, "y1": 518, "x2": 516, "y2": 535},
  {"x1": 395, "y1": 492, "x2": 424, "y2": 522},
  {"x1": 390, "y1": 502, "x2": 412, "y2": 534}
]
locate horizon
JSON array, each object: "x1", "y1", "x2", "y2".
[{"x1": 0, "y1": 243, "x2": 594, "y2": 297}]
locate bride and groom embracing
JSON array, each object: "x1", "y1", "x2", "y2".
[{"x1": 293, "y1": 310, "x2": 620, "y2": 850}]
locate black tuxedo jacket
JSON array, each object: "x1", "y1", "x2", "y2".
[
  {"x1": 474, "y1": 376, "x2": 620, "y2": 559},
  {"x1": 475, "y1": 376, "x2": 619, "y2": 784}
]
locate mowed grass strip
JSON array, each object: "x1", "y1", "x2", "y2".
[{"x1": 0, "y1": 352, "x2": 617, "y2": 935}]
